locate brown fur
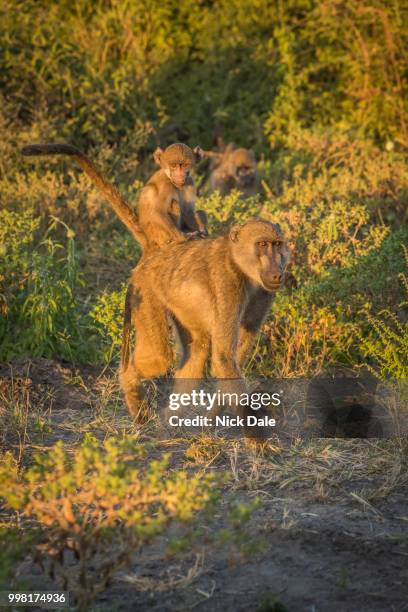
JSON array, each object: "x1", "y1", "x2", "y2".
[
  {"x1": 21, "y1": 142, "x2": 208, "y2": 250},
  {"x1": 119, "y1": 218, "x2": 291, "y2": 418},
  {"x1": 204, "y1": 143, "x2": 259, "y2": 198}
]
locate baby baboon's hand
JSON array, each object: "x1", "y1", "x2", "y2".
[{"x1": 185, "y1": 231, "x2": 202, "y2": 240}]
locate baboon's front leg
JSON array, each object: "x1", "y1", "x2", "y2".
[
  {"x1": 209, "y1": 286, "x2": 247, "y2": 379},
  {"x1": 210, "y1": 311, "x2": 248, "y2": 410},
  {"x1": 194, "y1": 210, "x2": 208, "y2": 236},
  {"x1": 237, "y1": 289, "x2": 273, "y2": 369},
  {"x1": 211, "y1": 323, "x2": 241, "y2": 380},
  {"x1": 174, "y1": 322, "x2": 210, "y2": 379},
  {"x1": 168, "y1": 321, "x2": 210, "y2": 415}
]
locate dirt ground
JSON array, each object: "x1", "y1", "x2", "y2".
[{"x1": 1, "y1": 359, "x2": 407, "y2": 612}]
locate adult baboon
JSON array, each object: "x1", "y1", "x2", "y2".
[
  {"x1": 204, "y1": 142, "x2": 259, "y2": 198},
  {"x1": 21, "y1": 145, "x2": 290, "y2": 425},
  {"x1": 21, "y1": 142, "x2": 207, "y2": 249},
  {"x1": 120, "y1": 218, "x2": 291, "y2": 418}
]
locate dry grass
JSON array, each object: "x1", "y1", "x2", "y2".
[
  {"x1": 224, "y1": 438, "x2": 408, "y2": 502},
  {"x1": 0, "y1": 373, "x2": 54, "y2": 461},
  {"x1": 2, "y1": 362, "x2": 406, "y2": 496},
  {"x1": 120, "y1": 551, "x2": 206, "y2": 592}
]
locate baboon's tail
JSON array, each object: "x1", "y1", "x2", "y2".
[
  {"x1": 121, "y1": 283, "x2": 133, "y2": 371},
  {"x1": 21, "y1": 143, "x2": 147, "y2": 248}
]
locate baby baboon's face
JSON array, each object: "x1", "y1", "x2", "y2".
[
  {"x1": 154, "y1": 143, "x2": 202, "y2": 188},
  {"x1": 230, "y1": 220, "x2": 290, "y2": 291}
]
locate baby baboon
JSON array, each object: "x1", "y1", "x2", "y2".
[
  {"x1": 204, "y1": 142, "x2": 259, "y2": 198},
  {"x1": 139, "y1": 143, "x2": 208, "y2": 247},
  {"x1": 120, "y1": 218, "x2": 291, "y2": 418},
  {"x1": 21, "y1": 142, "x2": 208, "y2": 250}
]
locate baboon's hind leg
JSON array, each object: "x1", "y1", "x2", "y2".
[{"x1": 120, "y1": 290, "x2": 172, "y2": 420}]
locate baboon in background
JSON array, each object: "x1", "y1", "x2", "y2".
[
  {"x1": 21, "y1": 142, "x2": 208, "y2": 250},
  {"x1": 120, "y1": 218, "x2": 291, "y2": 419},
  {"x1": 204, "y1": 141, "x2": 259, "y2": 199}
]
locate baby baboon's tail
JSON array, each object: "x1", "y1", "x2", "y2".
[{"x1": 21, "y1": 143, "x2": 147, "y2": 248}]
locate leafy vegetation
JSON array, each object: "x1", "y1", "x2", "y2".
[
  {"x1": 1, "y1": 0, "x2": 406, "y2": 375},
  {"x1": 0, "y1": 210, "x2": 98, "y2": 362},
  {"x1": 1, "y1": 0, "x2": 407, "y2": 149},
  {"x1": 360, "y1": 248, "x2": 408, "y2": 380},
  {"x1": 0, "y1": 435, "x2": 222, "y2": 610}
]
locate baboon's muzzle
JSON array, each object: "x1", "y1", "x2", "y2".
[
  {"x1": 238, "y1": 171, "x2": 255, "y2": 187},
  {"x1": 260, "y1": 271, "x2": 283, "y2": 291}
]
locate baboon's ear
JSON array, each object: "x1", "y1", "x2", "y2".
[
  {"x1": 153, "y1": 147, "x2": 164, "y2": 165},
  {"x1": 229, "y1": 225, "x2": 241, "y2": 243},
  {"x1": 215, "y1": 135, "x2": 226, "y2": 151},
  {"x1": 225, "y1": 142, "x2": 236, "y2": 154},
  {"x1": 193, "y1": 146, "x2": 204, "y2": 163}
]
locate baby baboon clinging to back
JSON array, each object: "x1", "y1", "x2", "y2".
[
  {"x1": 120, "y1": 218, "x2": 291, "y2": 419},
  {"x1": 204, "y1": 142, "x2": 259, "y2": 198},
  {"x1": 21, "y1": 142, "x2": 208, "y2": 250},
  {"x1": 138, "y1": 142, "x2": 208, "y2": 247}
]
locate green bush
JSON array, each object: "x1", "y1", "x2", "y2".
[
  {"x1": 360, "y1": 248, "x2": 408, "y2": 379},
  {"x1": 0, "y1": 435, "x2": 221, "y2": 611},
  {"x1": 0, "y1": 210, "x2": 94, "y2": 362},
  {"x1": 90, "y1": 283, "x2": 127, "y2": 360},
  {"x1": 197, "y1": 146, "x2": 408, "y2": 377},
  {"x1": 0, "y1": 0, "x2": 407, "y2": 378},
  {"x1": 1, "y1": 0, "x2": 406, "y2": 151}
]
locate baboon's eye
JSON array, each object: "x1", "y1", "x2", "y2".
[
  {"x1": 272, "y1": 240, "x2": 282, "y2": 247},
  {"x1": 257, "y1": 240, "x2": 270, "y2": 255}
]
